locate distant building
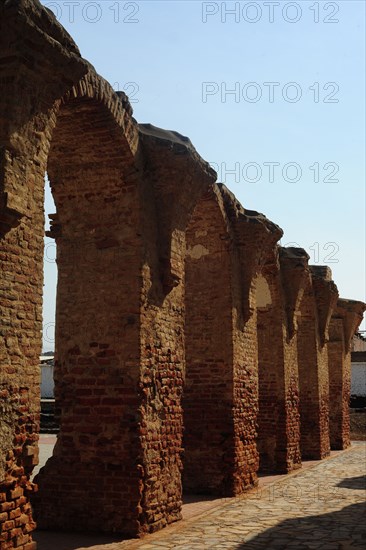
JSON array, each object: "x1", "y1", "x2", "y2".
[
  {"x1": 40, "y1": 355, "x2": 54, "y2": 398},
  {"x1": 351, "y1": 333, "x2": 366, "y2": 407},
  {"x1": 351, "y1": 332, "x2": 366, "y2": 352}
]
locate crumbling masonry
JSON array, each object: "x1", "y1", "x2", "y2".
[{"x1": 0, "y1": 1, "x2": 365, "y2": 548}]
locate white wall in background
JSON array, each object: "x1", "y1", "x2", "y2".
[
  {"x1": 351, "y1": 363, "x2": 366, "y2": 397},
  {"x1": 41, "y1": 364, "x2": 54, "y2": 398}
]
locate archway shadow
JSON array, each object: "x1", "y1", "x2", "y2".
[
  {"x1": 337, "y1": 475, "x2": 366, "y2": 490},
  {"x1": 32, "y1": 530, "x2": 131, "y2": 550},
  {"x1": 235, "y1": 502, "x2": 366, "y2": 549}
]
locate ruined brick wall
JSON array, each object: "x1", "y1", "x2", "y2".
[
  {"x1": 1, "y1": 1, "x2": 366, "y2": 547},
  {"x1": 280, "y1": 337, "x2": 302, "y2": 469},
  {"x1": 183, "y1": 188, "x2": 234, "y2": 495},
  {"x1": 276, "y1": 248, "x2": 314, "y2": 472},
  {"x1": 0, "y1": 1, "x2": 216, "y2": 537}
]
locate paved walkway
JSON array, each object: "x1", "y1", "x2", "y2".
[{"x1": 33, "y1": 441, "x2": 366, "y2": 550}]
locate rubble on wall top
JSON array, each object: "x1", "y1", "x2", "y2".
[
  {"x1": 2, "y1": 0, "x2": 81, "y2": 56},
  {"x1": 138, "y1": 123, "x2": 217, "y2": 188},
  {"x1": 217, "y1": 182, "x2": 283, "y2": 238},
  {"x1": 338, "y1": 298, "x2": 366, "y2": 312},
  {"x1": 138, "y1": 123, "x2": 194, "y2": 151},
  {"x1": 310, "y1": 265, "x2": 333, "y2": 281},
  {"x1": 280, "y1": 246, "x2": 310, "y2": 261}
]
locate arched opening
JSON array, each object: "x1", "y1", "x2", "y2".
[
  {"x1": 32, "y1": 93, "x2": 143, "y2": 535},
  {"x1": 43, "y1": 180, "x2": 57, "y2": 358},
  {"x1": 31, "y1": 178, "x2": 58, "y2": 482},
  {"x1": 183, "y1": 188, "x2": 234, "y2": 496}
]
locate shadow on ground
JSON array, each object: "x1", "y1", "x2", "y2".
[
  {"x1": 235, "y1": 502, "x2": 366, "y2": 549},
  {"x1": 33, "y1": 530, "x2": 133, "y2": 550},
  {"x1": 337, "y1": 475, "x2": 366, "y2": 490}
]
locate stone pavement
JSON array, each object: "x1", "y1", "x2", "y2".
[{"x1": 33, "y1": 442, "x2": 366, "y2": 550}]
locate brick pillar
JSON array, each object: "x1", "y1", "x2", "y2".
[
  {"x1": 133, "y1": 126, "x2": 217, "y2": 531},
  {"x1": 183, "y1": 188, "x2": 235, "y2": 495},
  {"x1": 297, "y1": 320, "x2": 328, "y2": 459},
  {"x1": 232, "y1": 295, "x2": 259, "y2": 493},
  {"x1": 217, "y1": 184, "x2": 283, "y2": 487},
  {"x1": 256, "y1": 270, "x2": 287, "y2": 473},
  {"x1": 328, "y1": 299, "x2": 365, "y2": 449},
  {"x1": 255, "y1": 246, "x2": 308, "y2": 474},
  {"x1": 0, "y1": 176, "x2": 43, "y2": 550},
  {"x1": 0, "y1": 2, "x2": 88, "y2": 547},
  {"x1": 297, "y1": 267, "x2": 338, "y2": 460},
  {"x1": 278, "y1": 247, "x2": 311, "y2": 472},
  {"x1": 328, "y1": 316, "x2": 348, "y2": 449}
]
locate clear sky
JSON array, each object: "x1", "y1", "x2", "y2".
[{"x1": 41, "y1": 0, "x2": 365, "y2": 349}]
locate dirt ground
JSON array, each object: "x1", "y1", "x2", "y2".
[{"x1": 350, "y1": 408, "x2": 366, "y2": 440}]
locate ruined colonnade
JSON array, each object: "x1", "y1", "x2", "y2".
[{"x1": 0, "y1": 1, "x2": 365, "y2": 548}]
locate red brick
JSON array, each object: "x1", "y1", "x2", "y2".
[
  {"x1": 0, "y1": 502, "x2": 15, "y2": 513},
  {"x1": 0, "y1": 511, "x2": 8, "y2": 522},
  {"x1": 9, "y1": 507, "x2": 21, "y2": 519},
  {"x1": 2, "y1": 520, "x2": 15, "y2": 531}
]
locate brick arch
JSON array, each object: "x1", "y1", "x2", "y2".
[
  {"x1": 0, "y1": 62, "x2": 217, "y2": 538},
  {"x1": 31, "y1": 78, "x2": 146, "y2": 533},
  {"x1": 45, "y1": 70, "x2": 140, "y2": 245},
  {"x1": 0, "y1": 87, "x2": 142, "y2": 548},
  {"x1": 54, "y1": 69, "x2": 140, "y2": 156}
]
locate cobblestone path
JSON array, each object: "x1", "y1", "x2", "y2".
[{"x1": 34, "y1": 442, "x2": 366, "y2": 550}]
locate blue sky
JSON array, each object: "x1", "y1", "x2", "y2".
[{"x1": 42, "y1": 0, "x2": 365, "y2": 348}]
